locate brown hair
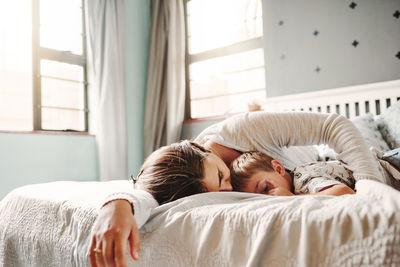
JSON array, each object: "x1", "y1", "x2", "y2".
[
  {"x1": 136, "y1": 140, "x2": 211, "y2": 205},
  {"x1": 230, "y1": 151, "x2": 274, "y2": 191}
]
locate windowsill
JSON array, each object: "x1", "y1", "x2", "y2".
[
  {"x1": 183, "y1": 116, "x2": 226, "y2": 124},
  {"x1": 183, "y1": 112, "x2": 244, "y2": 124},
  {"x1": 0, "y1": 130, "x2": 94, "y2": 136}
]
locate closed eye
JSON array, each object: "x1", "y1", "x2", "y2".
[
  {"x1": 263, "y1": 185, "x2": 269, "y2": 193},
  {"x1": 262, "y1": 181, "x2": 274, "y2": 194}
]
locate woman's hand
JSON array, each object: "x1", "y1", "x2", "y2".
[
  {"x1": 89, "y1": 200, "x2": 140, "y2": 267},
  {"x1": 267, "y1": 187, "x2": 295, "y2": 196}
]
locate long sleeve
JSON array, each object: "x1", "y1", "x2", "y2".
[
  {"x1": 195, "y1": 111, "x2": 385, "y2": 183},
  {"x1": 103, "y1": 189, "x2": 159, "y2": 228}
]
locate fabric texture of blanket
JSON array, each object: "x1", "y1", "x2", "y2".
[{"x1": 1, "y1": 179, "x2": 400, "y2": 267}]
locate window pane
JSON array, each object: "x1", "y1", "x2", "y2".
[
  {"x1": 187, "y1": 0, "x2": 263, "y2": 53},
  {"x1": 41, "y1": 77, "x2": 85, "y2": 109},
  {"x1": 0, "y1": 0, "x2": 33, "y2": 130},
  {"x1": 41, "y1": 107, "x2": 85, "y2": 131},
  {"x1": 191, "y1": 90, "x2": 265, "y2": 118},
  {"x1": 41, "y1": 59, "x2": 84, "y2": 82},
  {"x1": 40, "y1": 0, "x2": 83, "y2": 54},
  {"x1": 190, "y1": 49, "x2": 265, "y2": 99},
  {"x1": 40, "y1": 60, "x2": 85, "y2": 128}
]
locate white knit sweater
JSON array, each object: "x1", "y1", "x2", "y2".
[{"x1": 107, "y1": 112, "x2": 384, "y2": 228}]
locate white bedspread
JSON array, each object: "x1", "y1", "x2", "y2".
[{"x1": 1, "y1": 180, "x2": 400, "y2": 267}]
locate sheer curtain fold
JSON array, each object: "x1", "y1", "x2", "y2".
[
  {"x1": 143, "y1": 0, "x2": 186, "y2": 157},
  {"x1": 85, "y1": 0, "x2": 128, "y2": 180}
]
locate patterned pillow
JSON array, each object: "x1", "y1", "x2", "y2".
[
  {"x1": 351, "y1": 113, "x2": 390, "y2": 151},
  {"x1": 376, "y1": 100, "x2": 400, "y2": 150}
]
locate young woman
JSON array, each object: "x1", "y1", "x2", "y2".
[{"x1": 89, "y1": 112, "x2": 384, "y2": 267}]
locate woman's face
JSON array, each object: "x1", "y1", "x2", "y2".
[{"x1": 202, "y1": 153, "x2": 233, "y2": 192}]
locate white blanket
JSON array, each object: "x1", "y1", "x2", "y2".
[{"x1": 1, "y1": 180, "x2": 400, "y2": 267}]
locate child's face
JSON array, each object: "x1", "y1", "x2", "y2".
[{"x1": 241, "y1": 170, "x2": 292, "y2": 195}]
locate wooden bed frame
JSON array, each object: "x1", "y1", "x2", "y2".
[{"x1": 261, "y1": 80, "x2": 400, "y2": 119}]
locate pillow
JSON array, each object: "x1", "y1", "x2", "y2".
[
  {"x1": 351, "y1": 113, "x2": 390, "y2": 151},
  {"x1": 376, "y1": 100, "x2": 400, "y2": 150}
]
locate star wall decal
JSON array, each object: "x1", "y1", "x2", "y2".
[{"x1": 349, "y1": 2, "x2": 357, "y2": 9}]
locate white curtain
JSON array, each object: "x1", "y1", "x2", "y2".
[
  {"x1": 85, "y1": 0, "x2": 128, "y2": 180},
  {"x1": 143, "y1": 0, "x2": 186, "y2": 157}
]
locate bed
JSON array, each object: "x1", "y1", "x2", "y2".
[{"x1": 1, "y1": 80, "x2": 400, "y2": 267}]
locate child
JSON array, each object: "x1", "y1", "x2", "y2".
[
  {"x1": 230, "y1": 149, "x2": 400, "y2": 196},
  {"x1": 230, "y1": 151, "x2": 359, "y2": 196}
]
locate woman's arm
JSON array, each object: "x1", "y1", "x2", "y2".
[
  {"x1": 203, "y1": 140, "x2": 241, "y2": 165},
  {"x1": 89, "y1": 200, "x2": 140, "y2": 267},
  {"x1": 89, "y1": 190, "x2": 158, "y2": 267},
  {"x1": 196, "y1": 112, "x2": 384, "y2": 183}
]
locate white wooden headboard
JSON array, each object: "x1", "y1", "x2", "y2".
[{"x1": 262, "y1": 80, "x2": 400, "y2": 119}]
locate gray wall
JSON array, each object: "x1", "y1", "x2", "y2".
[{"x1": 263, "y1": 0, "x2": 400, "y2": 97}]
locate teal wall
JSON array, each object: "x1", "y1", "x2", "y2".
[
  {"x1": 0, "y1": 133, "x2": 98, "y2": 199},
  {"x1": 125, "y1": 0, "x2": 151, "y2": 177},
  {"x1": 0, "y1": 0, "x2": 151, "y2": 199}
]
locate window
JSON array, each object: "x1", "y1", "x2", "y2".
[
  {"x1": 0, "y1": 0, "x2": 87, "y2": 131},
  {"x1": 185, "y1": 0, "x2": 265, "y2": 119}
]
